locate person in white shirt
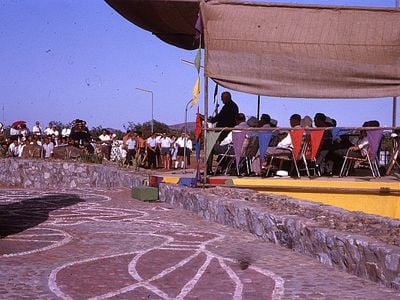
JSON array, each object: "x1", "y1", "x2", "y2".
[
  {"x1": 206, "y1": 113, "x2": 248, "y2": 173},
  {"x1": 19, "y1": 124, "x2": 29, "y2": 138},
  {"x1": 51, "y1": 125, "x2": 59, "y2": 138},
  {"x1": 42, "y1": 136, "x2": 54, "y2": 158},
  {"x1": 267, "y1": 114, "x2": 302, "y2": 152},
  {"x1": 10, "y1": 125, "x2": 21, "y2": 137},
  {"x1": 50, "y1": 125, "x2": 59, "y2": 146},
  {"x1": 44, "y1": 123, "x2": 54, "y2": 136},
  {"x1": 61, "y1": 125, "x2": 71, "y2": 138},
  {"x1": 124, "y1": 132, "x2": 137, "y2": 166},
  {"x1": 263, "y1": 114, "x2": 302, "y2": 175},
  {"x1": 175, "y1": 132, "x2": 193, "y2": 169},
  {"x1": 98, "y1": 129, "x2": 111, "y2": 143},
  {"x1": 155, "y1": 133, "x2": 162, "y2": 168},
  {"x1": 98, "y1": 129, "x2": 112, "y2": 160},
  {"x1": 159, "y1": 133, "x2": 173, "y2": 169},
  {"x1": 32, "y1": 121, "x2": 42, "y2": 136},
  {"x1": 146, "y1": 132, "x2": 158, "y2": 169},
  {"x1": 7, "y1": 139, "x2": 20, "y2": 157},
  {"x1": 18, "y1": 139, "x2": 27, "y2": 158}
]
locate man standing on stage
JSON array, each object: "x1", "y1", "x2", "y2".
[{"x1": 207, "y1": 91, "x2": 239, "y2": 141}]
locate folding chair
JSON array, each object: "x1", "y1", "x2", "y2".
[
  {"x1": 305, "y1": 129, "x2": 324, "y2": 176},
  {"x1": 339, "y1": 129, "x2": 383, "y2": 178},
  {"x1": 214, "y1": 132, "x2": 259, "y2": 176},
  {"x1": 385, "y1": 133, "x2": 400, "y2": 176},
  {"x1": 220, "y1": 131, "x2": 251, "y2": 176},
  {"x1": 238, "y1": 135, "x2": 259, "y2": 176},
  {"x1": 256, "y1": 131, "x2": 273, "y2": 175},
  {"x1": 213, "y1": 143, "x2": 235, "y2": 175},
  {"x1": 265, "y1": 128, "x2": 309, "y2": 178}
]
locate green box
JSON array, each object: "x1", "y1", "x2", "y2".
[{"x1": 131, "y1": 186, "x2": 159, "y2": 201}]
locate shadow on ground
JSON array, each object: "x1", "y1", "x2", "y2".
[{"x1": 0, "y1": 194, "x2": 84, "y2": 238}]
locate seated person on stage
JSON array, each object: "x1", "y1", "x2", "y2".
[
  {"x1": 313, "y1": 113, "x2": 333, "y2": 175},
  {"x1": 259, "y1": 114, "x2": 271, "y2": 128},
  {"x1": 265, "y1": 114, "x2": 301, "y2": 155},
  {"x1": 329, "y1": 121, "x2": 379, "y2": 173},
  {"x1": 246, "y1": 116, "x2": 260, "y2": 137},
  {"x1": 300, "y1": 115, "x2": 313, "y2": 128},
  {"x1": 333, "y1": 128, "x2": 368, "y2": 161},
  {"x1": 206, "y1": 113, "x2": 247, "y2": 174},
  {"x1": 247, "y1": 116, "x2": 259, "y2": 128}
]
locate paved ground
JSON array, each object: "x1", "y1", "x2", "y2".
[{"x1": 0, "y1": 188, "x2": 399, "y2": 299}]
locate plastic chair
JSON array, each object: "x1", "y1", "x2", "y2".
[{"x1": 339, "y1": 129, "x2": 383, "y2": 178}]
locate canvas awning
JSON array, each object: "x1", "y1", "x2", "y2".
[
  {"x1": 201, "y1": 1, "x2": 400, "y2": 98},
  {"x1": 105, "y1": 0, "x2": 201, "y2": 50},
  {"x1": 106, "y1": 0, "x2": 400, "y2": 99}
]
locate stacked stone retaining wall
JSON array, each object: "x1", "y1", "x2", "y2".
[
  {"x1": 0, "y1": 158, "x2": 146, "y2": 189},
  {"x1": 160, "y1": 184, "x2": 400, "y2": 291}
]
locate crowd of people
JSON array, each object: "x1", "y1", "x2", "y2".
[
  {"x1": 0, "y1": 91, "x2": 395, "y2": 177},
  {"x1": 0, "y1": 119, "x2": 92, "y2": 158},
  {"x1": 205, "y1": 91, "x2": 389, "y2": 176},
  {"x1": 132, "y1": 131, "x2": 193, "y2": 170},
  {"x1": 0, "y1": 119, "x2": 194, "y2": 170}
]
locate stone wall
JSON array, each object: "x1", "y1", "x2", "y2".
[
  {"x1": 160, "y1": 184, "x2": 400, "y2": 290},
  {"x1": 0, "y1": 158, "x2": 146, "y2": 189}
]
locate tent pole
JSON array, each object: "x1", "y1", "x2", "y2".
[
  {"x1": 394, "y1": 0, "x2": 399, "y2": 127},
  {"x1": 257, "y1": 95, "x2": 261, "y2": 119},
  {"x1": 203, "y1": 77, "x2": 209, "y2": 183},
  {"x1": 203, "y1": 74, "x2": 209, "y2": 184}
]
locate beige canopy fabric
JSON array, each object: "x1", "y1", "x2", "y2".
[
  {"x1": 105, "y1": 0, "x2": 201, "y2": 50},
  {"x1": 201, "y1": 1, "x2": 400, "y2": 98},
  {"x1": 106, "y1": 0, "x2": 400, "y2": 98}
]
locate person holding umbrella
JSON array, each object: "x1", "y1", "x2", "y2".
[{"x1": 10, "y1": 121, "x2": 26, "y2": 140}]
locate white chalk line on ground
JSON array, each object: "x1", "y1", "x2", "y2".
[
  {"x1": 1, "y1": 227, "x2": 72, "y2": 258},
  {"x1": 1, "y1": 189, "x2": 285, "y2": 299},
  {"x1": 49, "y1": 231, "x2": 285, "y2": 300}
]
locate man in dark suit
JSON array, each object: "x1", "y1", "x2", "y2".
[{"x1": 208, "y1": 91, "x2": 239, "y2": 141}]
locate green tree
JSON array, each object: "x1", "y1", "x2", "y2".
[
  {"x1": 48, "y1": 120, "x2": 71, "y2": 132},
  {"x1": 90, "y1": 125, "x2": 104, "y2": 140},
  {"x1": 90, "y1": 125, "x2": 124, "y2": 140},
  {"x1": 124, "y1": 119, "x2": 171, "y2": 137}
]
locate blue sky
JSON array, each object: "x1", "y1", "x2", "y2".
[{"x1": 0, "y1": 0, "x2": 398, "y2": 130}]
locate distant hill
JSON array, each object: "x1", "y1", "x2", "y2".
[{"x1": 169, "y1": 122, "x2": 196, "y2": 132}]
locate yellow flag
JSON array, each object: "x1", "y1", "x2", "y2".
[{"x1": 191, "y1": 77, "x2": 200, "y2": 107}]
